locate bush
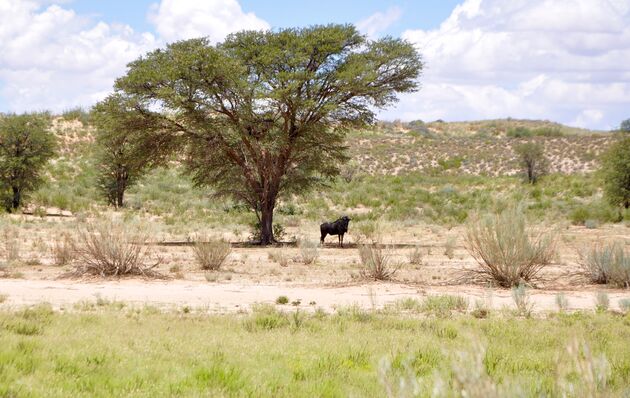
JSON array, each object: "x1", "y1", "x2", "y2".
[
  {"x1": 601, "y1": 136, "x2": 630, "y2": 210},
  {"x1": 358, "y1": 243, "x2": 400, "y2": 280},
  {"x1": 465, "y1": 207, "x2": 557, "y2": 287},
  {"x1": 298, "y1": 239, "x2": 319, "y2": 265},
  {"x1": 52, "y1": 232, "x2": 76, "y2": 266},
  {"x1": 579, "y1": 242, "x2": 630, "y2": 288},
  {"x1": 192, "y1": 238, "x2": 231, "y2": 271},
  {"x1": 514, "y1": 142, "x2": 548, "y2": 184},
  {"x1": 75, "y1": 220, "x2": 161, "y2": 277}
]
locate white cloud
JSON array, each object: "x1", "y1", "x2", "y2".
[
  {"x1": 382, "y1": 0, "x2": 630, "y2": 129},
  {"x1": 148, "y1": 0, "x2": 269, "y2": 43},
  {"x1": 356, "y1": 6, "x2": 402, "y2": 39},
  {"x1": 0, "y1": 0, "x2": 158, "y2": 112},
  {"x1": 0, "y1": 0, "x2": 270, "y2": 113}
]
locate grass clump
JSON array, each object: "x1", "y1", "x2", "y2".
[
  {"x1": 421, "y1": 295, "x2": 468, "y2": 317},
  {"x1": 465, "y1": 206, "x2": 556, "y2": 287},
  {"x1": 555, "y1": 293, "x2": 569, "y2": 312},
  {"x1": 51, "y1": 232, "x2": 77, "y2": 266},
  {"x1": 512, "y1": 284, "x2": 534, "y2": 317},
  {"x1": 268, "y1": 249, "x2": 289, "y2": 267},
  {"x1": 358, "y1": 243, "x2": 400, "y2": 281},
  {"x1": 407, "y1": 245, "x2": 423, "y2": 266},
  {"x1": 74, "y1": 220, "x2": 161, "y2": 277},
  {"x1": 276, "y1": 296, "x2": 289, "y2": 305},
  {"x1": 579, "y1": 242, "x2": 630, "y2": 288},
  {"x1": 594, "y1": 292, "x2": 610, "y2": 313},
  {"x1": 297, "y1": 239, "x2": 319, "y2": 265},
  {"x1": 192, "y1": 238, "x2": 231, "y2": 271}
]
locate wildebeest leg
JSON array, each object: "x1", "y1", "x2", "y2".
[
  {"x1": 320, "y1": 232, "x2": 326, "y2": 246},
  {"x1": 339, "y1": 234, "x2": 343, "y2": 248}
]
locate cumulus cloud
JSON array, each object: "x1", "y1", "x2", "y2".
[
  {"x1": 0, "y1": 0, "x2": 269, "y2": 113},
  {"x1": 0, "y1": 0, "x2": 157, "y2": 112},
  {"x1": 148, "y1": 0, "x2": 269, "y2": 43},
  {"x1": 356, "y1": 6, "x2": 402, "y2": 39},
  {"x1": 380, "y1": 0, "x2": 630, "y2": 129}
]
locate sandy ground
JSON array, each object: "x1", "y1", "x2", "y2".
[
  {"x1": 1, "y1": 279, "x2": 629, "y2": 314},
  {"x1": 0, "y1": 221, "x2": 629, "y2": 314}
]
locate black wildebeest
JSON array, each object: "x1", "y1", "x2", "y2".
[{"x1": 320, "y1": 216, "x2": 351, "y2": 247}]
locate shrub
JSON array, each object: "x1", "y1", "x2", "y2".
[
  {"x1": 2, "y1": 225, "x2": 20, "y2": 262},
  {"x1": 298, "y1": 239, "x2": 319, "y2": 265},
  {"x1": 407, "y1": 245, "x2": 423, "y2": 265},
  {"x1": 514, "y1": 142, "x2": 548, "y2": 184},
  {"x1": 601, "y1": 136, "x2": 630, "y2": 210},
  {"x1": 268, "y1": 249, "x2": 289, "y2": 267},
  {"x1": 52, "y1": 232, "x2": 76, "y2": 266},
  {"x1": 555, "y1": 293, "x2": 569, "y2": 312},
  {"x1": 192, "y1": 238, "x2": 231, "y2": 271},
  {"x1": 512, "y1": 284, "x2": 534, "y2": 317},
  {"x1": 75, "y1": 220, "x2": 161, "y2": 277},
  {"x1": 275, "y1": 296, "x2": 289, "y2": 305},
  {"x1": 594, "y1": 292, "x2": 609, "y2": 313},
  {"x1": 465, "y1": 207, "x2": 557, "y2": 287},
  {"x1": 358, "y1": 243, "x2": 400, "y2": 280},
  {"x1": 444, "y1": 236, "x2": 456, "y2": 259},
  {"x1": 579, "y1": 242, "x2": 630, "y2": 287},
  {"x1": 421, "y1": 295, "x2": 468, "y2": 317},
  {"x1": 619, "y1": 298, "x2": 630, "y2": 314}
]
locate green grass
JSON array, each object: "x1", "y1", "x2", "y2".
[{"x1": 1, "y1": 304, "x2": 630, "y2": 397}]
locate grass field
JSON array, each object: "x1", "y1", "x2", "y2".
[{"x1": 1, "y1": 303, "x2": 630, "y2": 397}]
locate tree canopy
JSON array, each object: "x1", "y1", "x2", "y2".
[
  {"x1": 0, "y1": 113, "x2": 55, "y2": 211},
  {"x1": 106, "y1": 24, "x2": 423, "y2": 244},
  {"x1": 602, "y1": 136, "x2": 630, "y2": 210}
]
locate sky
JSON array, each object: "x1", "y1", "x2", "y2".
[{"x1": 0, "y1": 0, "x2": 628, "y2": 130}]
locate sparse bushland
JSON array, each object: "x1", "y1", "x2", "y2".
[
  {"x1": 358, "y1": 243, "x2": 401, "y2": 281},
  {"x1": 579, "y1": 242, "x2": 630, "y2": 288},
  {"x1": 465, "y1": 207, "x2": 557, "y2": 287},
  {"x1": 192, "y1": 238, "x2": 231, "y2": 271},
  {"x1": 74, "y1": 220, "x2": 161, "y2": 277},
  {"x1": 0, "y1": 113, "x2": 56, "y2": 211},
  {"x1": 1, "y1": 307, "x2": 629, "y2": 397}
]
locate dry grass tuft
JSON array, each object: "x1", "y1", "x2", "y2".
[
  {"x1": 358, "y1": 243, "x2": 400, "y2": 281},
  {"x1": 579, "y1": 242, "x2": 630, "y2": 288},
  {"x1": 52, "y1": 232, "x2": 77, "y2": 266},
  {"x1": 73, "y1": 220, "x2": 162, "y2": 277},
  {"x1": 192, "y1": 238, "x2": 231, "y2": 271},
  {"x1": 465, "y1": 207, "x2": 556, "y2": 287}
]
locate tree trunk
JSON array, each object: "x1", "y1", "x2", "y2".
[
  {"x1": 116, "y1": 187, "x2": 124, "y2": 208},
  {"x1": 11, "y1": 187, "x2": 21, "y2": 210},
  {"x1": 259, "y1": 203, "x2": 274, "y2": 245}
]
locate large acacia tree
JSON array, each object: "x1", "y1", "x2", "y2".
[{"x1": 111, "y1": 24, "x2": 422, "y2": 244}]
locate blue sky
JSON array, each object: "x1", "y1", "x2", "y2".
[
  {"x1": 66, "y1": 0, "x2": 461, "y2": 36},
  {"x1": 1, "y1": 0, "x2": 629, "y2": 129}
]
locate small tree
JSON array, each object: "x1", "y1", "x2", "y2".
[
  {"x1": 514, "y1": 142, "x2": 548, "y2": 184},
  {"x1": 602, "y1": 136, "x2": 630, "y2": 209},
  {"x1": 111, "y1": 24, "x2": 422, "y2": 244},
  {"x1": 0, "y1": 113, "x2": 55, "y2": 211},
  {"x1": 619, "y1": 119, "x2": 630, "y2": 132},
  {"x1": 92, "y1": 95, "x2": 149, "y2": 207}
]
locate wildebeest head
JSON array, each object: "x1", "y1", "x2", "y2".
[{"x1": 339, "y1": 215, "x2": 351, "y2": 226}]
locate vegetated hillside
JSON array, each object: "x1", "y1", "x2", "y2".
[{"x1": 29, "y1": 116, "x2": 625, "y2": 229}]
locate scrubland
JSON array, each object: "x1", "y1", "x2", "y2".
[{"x1": 1, "y1": 116, "x2": 629, "y2": 396}]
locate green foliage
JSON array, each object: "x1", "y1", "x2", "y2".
[
  {"x1": 92, "y1": 95, "x2": 151, "y2": 207},
  {"x1": 514, "y1": 142, "x2": 549, "y2": 184},
  {"x1": 620, "y1": 118, "x2": 630, "y2": 132},
  {"x1": 0, "y1": 113, "x2": 55, "y2": 211},
  {"x1": 601, "y1": 136, "x2": 630, "y2": 209},
  {"x1": 60, "y1": 106, "x2": 91, "y2": 126},
  {"x1": 112, "y1": 24, "x2": 422, "y2": 244}
]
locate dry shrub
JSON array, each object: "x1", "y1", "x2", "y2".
[
  {"x1": 465, "y1": 207, "x2": 556, "y2": 287},
  {"x1": 52, "y1": 232, "x2": 76, "y2": 266},
  {"x1": 75, "y1": 220, "x2": 161, "y2": 277},
  {"x1": 268, "y1": 249, "x2": 289, "y2": 267},
  {"x1": 3, "y1": 226, "x2": 20, "y2": 262},
  {"x1": 192, "y1": 238, "x2": 231, "y2": 271},
  {"x1": 358, "y1": 243, "x2": 400, "y2": 281},
  {"x1": 579, "y1": 242, "x2": 630, "y2": 288},
  {"x1": 298, "y1": 239, "x2": 319, "y2": 265}
]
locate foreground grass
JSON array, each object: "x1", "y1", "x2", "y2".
[{"x1": 1, "y1": 304, "x2": 630, "y2": 397}]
